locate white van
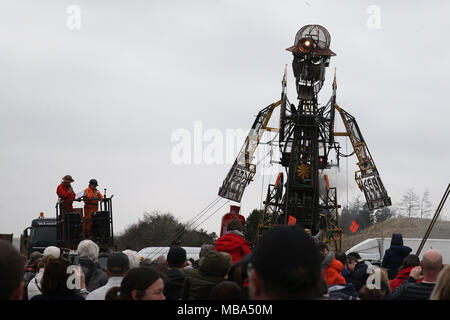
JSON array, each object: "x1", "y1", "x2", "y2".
[{"x1": 346, "y1": 238, "x2": 450, "y2": 264}]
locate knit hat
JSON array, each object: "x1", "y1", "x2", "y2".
[
  {"x1": 199, "y1": 244, "x2": 214, "y2": 259},
  {"x1": 167, "y1": 246, "x2": 187, "y2": 267},
  {"x1": 199, "y1": 251, "x2": 232, "y2": 277},
  {"x1": 107, "y1": 252, "x2": 130, "y2": 274}
]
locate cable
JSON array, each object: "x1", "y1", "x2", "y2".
[
  {"x1": 190, "y1": 199, "x2": 230, "y2": 232},
  {"x1": 146, "y1": 197, "x2": 223, "y2": 259}
]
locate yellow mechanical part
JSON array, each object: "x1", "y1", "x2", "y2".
[{"x1": 296, "y1": 163, "x2": 310, "y2": 179}]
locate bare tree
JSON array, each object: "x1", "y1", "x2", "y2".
[
  {"x1": 398, "y1": 189, "x2": 420, "y2": 218},
  {"x1": 420, "y1": 189, "x2": 433, "y2": 219}
]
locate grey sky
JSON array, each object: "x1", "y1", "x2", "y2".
[{"x1": 1, "y1": 0, "x2": 449, "y2": 239}]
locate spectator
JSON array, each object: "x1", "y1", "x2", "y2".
[
  {"x1": 164, "y1": 246, "x2": 187, "y2": 300},
  {"x1": 381, "y1": 233, "x2": 412, "y2": 279},
  {"x1": 193, "y1": 244, "x2": 214, "y2": 268},
  {"x1": 358, "y1": 268, "x2": 390, "y2": 300},
  {"x1": 430, "y1": 264, "x2": 450, "y2": 300},
  {"x1": 184, "y1": 259, "x2": 194, "y2": 274},
  {"x1": 200, "y1": 244, "x2": 214, "y2": 259},
  {"x1": 27, "y1": 254, "x2": 59, "y2": 299},
  {"x1": 155, "y1": 255, "x2": 166, "y2": 265},
  {"x1": 86, "y1": 252, "x2": 130, "y2": 300},
  {"x1": 389, "y1": 254, "x2": 421, "y2": 291},
  {"x1": 319, "y1": 251, "x2": 358, "y2": 300},
  {"x1": 346, "y1": 253, "x2": 369, "y2": 292},
  {"x1": 327, "y1": 282, "x2": 359, "y2": 300},
  {"x1": 0, "y1": 240, "x2": 25, "y2": 300},
  {"x1": 77, "y1": 240, "x2": 108, "y2": 292},
  {"x1": 122, "y1": 249, "x2": 140, "y2": 269},
  {"x1": 325, "y1": 259, "x2": 346, "y2": 286},
  {"x1": 247, "y1": 225, "x2": 323, "y2": 300},
  {"x1": 148, "y1": 261, "x2": 169, "y2": 278},
  {"x1": 181, "y1": 251, "x2": 232, "y2": 300},
  {"x1": 209, "y1": 281, "x2": 245, "y2": 300},
  {"x1": 23, "y1": 251, "x2": 42, "y2": 299},
  {"x1": 387, "y1": 249, "x2": 443, "y2": 300},
  {"x1": 43, "y1": 246, "x2": 61, "y2": 259},
  {"x1": 31, "y1": 258, "x2": 85, "y2": 300},
  {"x1": 317, "y1": 242, "x2": 345, "y2": 286},
  {"x1": 214, "y1": 219, "x2": 252, "y2": 264},
  {"x1": 335, "y1": 251, "x2": 350, "y2": 281},
  {"x1": 106, "y1": 267, "x2": 165, "y2": 300},
  {"x1": 141, "y1": 258, "x2": 153, "y2": 267}
]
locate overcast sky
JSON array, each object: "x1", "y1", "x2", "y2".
[{"x1": 1, "y1": 0, "x2": 449, "y2": 240}]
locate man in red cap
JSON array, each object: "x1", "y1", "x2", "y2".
[{"x1": 56, "y1": 175, "x2": 76, "y2": 215}]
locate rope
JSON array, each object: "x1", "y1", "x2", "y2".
[
  {"x1": 416, "y1": 183, "x2": 450, "y2": 256},
  {"x1": 190, "y1": 199, "x2": 230, "y2": 232},
  {"x1": 147, "y1": 197, "x2": 223, "y2": 259}
]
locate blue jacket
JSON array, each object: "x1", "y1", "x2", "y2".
[{"x1": 382, "y1": 233, "x2": 412, "y2": 279}]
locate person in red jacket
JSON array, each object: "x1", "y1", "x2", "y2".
[
  {"x1": 214, "y1": 219, "x2": 252, "y2": 264},
  {"x1": 56, "y1": 175, "x2": 76, "y2": 214},
  {"x1": 389, "y1": 254, "x2": 421, "y2": 291}
]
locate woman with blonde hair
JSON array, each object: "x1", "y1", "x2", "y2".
[{"x1": 430, "y1": 264, "x2": 450, "y2": 300}]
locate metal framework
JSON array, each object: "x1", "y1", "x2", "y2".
[{"x1": 218, "y1": 25, "x2": 391, "y2": 249}]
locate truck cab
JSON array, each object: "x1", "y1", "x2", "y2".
[{"x1": 20, "y1": 216, "x2": 58, "y2": 256}]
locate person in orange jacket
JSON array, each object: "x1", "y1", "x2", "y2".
[
  {"x1": 325, "y1": 258, "x2": 347, "y2": 286},
  {"x1": 318, "y1": 242, "x2": 347, "y2": 286},
  {"x1": 83, "y1": 179, "x2": 103, "y2": 236}
]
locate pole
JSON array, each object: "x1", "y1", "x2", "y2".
[{"x1": 416, "y1": 183, "x2": 450, "y2": 257}]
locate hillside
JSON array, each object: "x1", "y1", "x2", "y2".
[{"x1": 341, "y1": 217, "x2": 450, "y2": 252}]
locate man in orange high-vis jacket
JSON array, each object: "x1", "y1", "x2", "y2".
[{"x1": 83, "y1": 179, "x2": 103, "y2": 236}]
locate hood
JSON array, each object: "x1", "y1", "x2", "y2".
[
  {"x1": 391, "y1": 233, "x2": 404, "y2": 246},
  {"x1": 321, "y1": 252, "x2": 335, "y2": 269},
  {"x1": 389, "y1": 245, "x2": 412, "y2": 255},
  {"x1": 328, "y1": 259, "x2": 344, "y2": 273},
  {"x1": 214, "y1": 233, "x2": 252, "y2": 252}
]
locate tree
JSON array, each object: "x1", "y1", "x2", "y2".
[
  {"x1": 244, "y1": 209, "x2": 263, "y2": 243},
  {"x1": 374, "y1": 207, "x2": 394, "y2": 223},
  {"x1": 420, "y1": 189, "x2": 433, "y2": 219},
  {"x1": 116, "y1": 211, "x2": 217, "y2": 251},
  {"x1": 398, "y1": 189, "x2": 420, "y2": 218}
]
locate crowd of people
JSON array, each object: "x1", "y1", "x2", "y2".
[{"x1": 2, "y1": 219, "x2": 450, "y2": 300}]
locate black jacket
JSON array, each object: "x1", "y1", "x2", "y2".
[
  {"x1": 347, "y1": 261, "x2": 368, "y2": 292},
  {"x1": 79, "y1": 257, "x2": 108, "y2": 292},
  {"x1": 382, "y1": 234, "x2": 412, "y2": 279},
  {"x1": 164, "y1": 268, "x2": 186, "y2": 300}
]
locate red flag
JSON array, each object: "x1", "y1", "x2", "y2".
[
  {"x1": 288, "y1": 215, "x2": 296, "y2": 225},
  {"x1": 350, "y1": 220, "x2": 359, "y2": 233}
]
